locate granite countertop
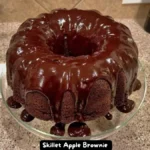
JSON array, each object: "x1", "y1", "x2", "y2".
[{"x1": 0, "y1": 19, "x2": 150, "y2": 150}]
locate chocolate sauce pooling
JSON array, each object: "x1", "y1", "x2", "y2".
[
  {"x1": 7, "y1": 96, "x2": 21, "y2": 109},
  {"x1": 116, "y1": 99, "x2": 135, "y2": 113},
  {"x1": 105, "y1": 112, "x2": 113, "y2": 120},
  {"x1": 21, "y1": 109, "x2": 34, "y2": 122},
  {"x1": 68, "y1": 122, "x2": 91, "y2": 137},
  {"x1": 133, "y1": 79, "x2": 141, "y2": 91},
  {"x1": 50, "y1": 123, "x2": 65, "y2": 136}
]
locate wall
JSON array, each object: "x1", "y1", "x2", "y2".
[{"x1": 0, "y1": 0, "x2": 150, "y2": 23}]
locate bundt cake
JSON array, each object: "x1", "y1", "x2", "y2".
[{"x1": 6, "y1": 9, "x2": 141, "y2": 137}]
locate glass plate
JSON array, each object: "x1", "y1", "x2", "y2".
[{"x1": 0, "y1": 62, "x2": 147, "y2": 140}]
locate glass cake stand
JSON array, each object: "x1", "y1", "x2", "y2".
[{"x1": 0, "y1": 62, "x2": 147, "y2": 140}]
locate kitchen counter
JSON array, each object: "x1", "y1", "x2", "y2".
[{"x1": 0, "y1": 19, "x2": 150, "y2": 150}]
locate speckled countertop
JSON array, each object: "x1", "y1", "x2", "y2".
[{"x1": 0, "y1": 19, "x2": 150, "y2": 150}]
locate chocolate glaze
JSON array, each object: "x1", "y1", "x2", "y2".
[
  {"x1": 116, "y1": 99, "x2": 135, "y2": 113},
  {"x1": 133, "y1": 79, "x2": 141, "y2": 91},
  {"x1": 6, "y1": 9, "x2": 139, "y2": 123},
  {"x1": 64, "y1": 34, "x2": 69, "y2": 56},
  {"x1": 50, "y1": 123, "x2": 65, "y2": 136},
  {"x1": 68, "y1": 122, "x2": 91, "y2": 137},
  {"x1": 7, "y1": 96, "x2": 21, "y2": 109},
  {"x1": 105, "y1": 112, "x2": 113, "y2": 120},
  {"x1": 21, "y1": 109, "x2": 34, "y2": 122}
]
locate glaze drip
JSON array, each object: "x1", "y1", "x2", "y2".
[
  {"x1": 50, "y1": 123, "x2": 65, "y2": 136},
  {"x1": 21, "y1": 109, "x2": 34, "y2": 122},
  {"x1": 105, "y1": 112, "x2": 113, "y2": 120},
  {"x1": 116, "y1": 99, "x2": 135, "y2": 113},
  {"x1": 68, "y1": 122, "x2": 91, "y2": 137},
  {"x1": 133, "y1": 79, "x2": 141, "y2": 91},
  {"x1": 7, "y1": 96, "x2": 21, "y2": 109}
]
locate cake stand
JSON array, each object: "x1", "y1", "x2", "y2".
[{"x1": 0, "y1": 62, "x2": 147, "y2": 140}]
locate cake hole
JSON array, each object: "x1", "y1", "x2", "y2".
[
  {"x1": 52, "y1": 59, "x2": 59, "y2": 62},
  {"x1": 47, "y1": 33, "x2": 98, "y2": 57}
]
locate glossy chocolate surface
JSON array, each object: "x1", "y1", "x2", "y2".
[
  {"x1": 7, "y1": 96, "x2": 22, "y2": 109},
  {"x1": 133, "y1": 79, "x2": 141, "y2": 91},
  {"x1": 21, "y1": 109, "x2": 34, "y2": 122},
  {"x1": 6, "y1": 9, "x2": 139, "y2": 123},
  {"x1": 116, "y1": 99, "x2": 135, "y2": 113},
  {"x1": 105, "y1": 112, "x2": 113, "y2": 120},
  {"x1": 68, "y1": 122, "x2": 91, "y2": 137},
  {"x1": 50, "y1": 123, "x2": 65, "y2": 136}
]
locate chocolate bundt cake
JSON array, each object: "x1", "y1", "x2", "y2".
[{"x1": 6, "y1": 9, "x2": 141, "y2": 137}]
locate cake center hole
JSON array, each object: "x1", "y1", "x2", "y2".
[{"x1": 48, "y1": 33, "x2": 97, "y2": 57}]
